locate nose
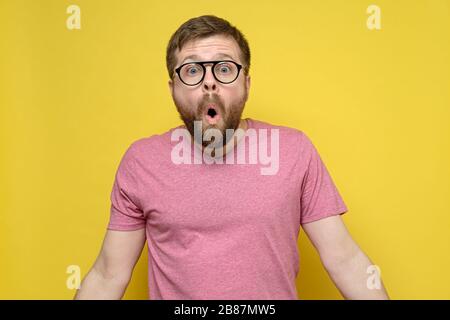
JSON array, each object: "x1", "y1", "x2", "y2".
[{"x1": 202, "y1": 65, "x2": 217, "y2": 92}]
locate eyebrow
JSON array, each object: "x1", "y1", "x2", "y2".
[{"x1": 180, "y1": 53, "x2": 236, "y2": 64}]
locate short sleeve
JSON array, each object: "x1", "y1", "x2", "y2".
[
  {"x1": 107, "y1": 143, "x2": 147, "y2": 231},
  {"x1": 299, "y1": 132, "x2": 348, "y2": 224}
]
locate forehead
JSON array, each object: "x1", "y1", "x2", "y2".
[{"x1": 176, "y1": 34, "x2": 241, "y2": 64}]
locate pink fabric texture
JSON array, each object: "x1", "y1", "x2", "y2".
[{"x1": 107, "y1": 118, "x2": 348, "y2": 299}]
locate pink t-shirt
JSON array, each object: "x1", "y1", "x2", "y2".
[{"x1": 107, "y1": 118, "x2": 348, "y2": 299}]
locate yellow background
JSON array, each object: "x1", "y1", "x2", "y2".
[{"x1": 1, "y1": 0, "x2": 449, "y2": 299}]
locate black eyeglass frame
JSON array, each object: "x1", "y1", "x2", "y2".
[{"x1": 174, "y1": 60, "x2": 243, "y2": 86}]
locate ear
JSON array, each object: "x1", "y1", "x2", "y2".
[
  {"x1": 168, "y1": 79, "x2": 174, "y2": 98},
  {"x1": 245, "y1": 74, "x2": 251, "y2": 91}
]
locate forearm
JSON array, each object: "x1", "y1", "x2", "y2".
[
  {"x1": 323, "y1": 249, "x2": 389, "y2": 300},
  {"x1": 73, "y1": 267, "x2": 129, "y2": 300}
]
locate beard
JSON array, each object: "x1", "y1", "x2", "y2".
[{"x1": 173, "y1": 90, "x2": 248, "y2": 149}]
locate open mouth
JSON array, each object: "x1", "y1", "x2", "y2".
[
  {"x1": 204, "y1": 105, "x2": 221, "y2": 124},
  {"x1": 207, "y1": 108, "x2": 217, "y2": 118}
]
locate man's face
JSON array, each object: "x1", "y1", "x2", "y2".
[{"x1": 168, "y1": 34, "x2": 251, "y2": 148}]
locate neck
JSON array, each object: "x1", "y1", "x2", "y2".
[{"x1": 194, "y1": 118, "x2": 249, "y2": 158}]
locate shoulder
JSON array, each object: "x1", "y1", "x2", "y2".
[{"x1": 123, "y1": 124, "x2": 184, "y2": 162}]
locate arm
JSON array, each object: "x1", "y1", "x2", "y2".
[
  {"x1": 74, "y1": 228, "x2": 146, "y2": 300},
  {"x1": 302, "y1": 215, "x2": 389, "y2": 299}
]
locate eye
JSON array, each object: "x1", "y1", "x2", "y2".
[
  {"x1": 217, "y1": 64, "x2": 231, "y2": 74},
  {"x1": 183, "y1": 64, "x2": 202, "y2": 77},
  {"x1": 188, "y1": 67, "x2": 198, "y2": 74}
]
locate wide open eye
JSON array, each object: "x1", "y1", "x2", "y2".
[
  {"x1": 182, "y1": 64, "x2": 202, "y2": 77},
  {"x1": 216, "y1": 63, "x2": 232, "y2": 74},
  {"x1": 214, "y1": 62, "x2": 239, "y2": 83}
]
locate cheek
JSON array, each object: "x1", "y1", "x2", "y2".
[
  {"x1": 224, "y1": 85, "x2": 246, "y2": 105},
  {"x1": 174, "y1": 87, "x2": 196, "y2": 107}
]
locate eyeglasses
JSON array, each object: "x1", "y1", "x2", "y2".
[{"x1": 174, "y1": 60, "x2": 243, "y2": 86}]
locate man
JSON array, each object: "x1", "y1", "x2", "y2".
[{"x1": 74, "y1": 15, "x2": 389, "y2": 300}]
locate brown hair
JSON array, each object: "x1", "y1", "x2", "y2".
[{"x1": 166, "y1": 15, "x2": 251, "y2": 79}]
